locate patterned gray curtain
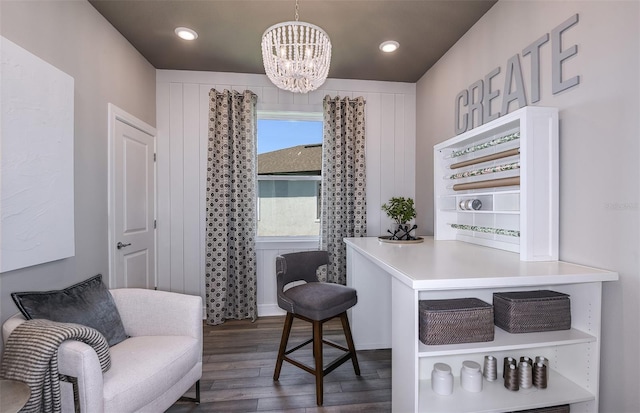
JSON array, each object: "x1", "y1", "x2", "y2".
[
  {"x1": 205, "y1": 89, "x2": 258, "y2": 325},
  {"x1": 320, "y1": 95, "x2": 367, "y2": 284}
]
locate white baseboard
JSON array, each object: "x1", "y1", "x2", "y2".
[
  {"x1": 200, "y1": 304, "x2": 286, "y2": 320},
  {"x1": 258, "y1": 304, "x2": 286, "y2": 317},
  {"x1": 354, "y1": 341, "x2": 391, "y2": 351}
]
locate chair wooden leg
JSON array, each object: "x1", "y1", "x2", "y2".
[
  {"x1": 313, "y1": 319, "x2": 324, "y2": 406},
  {"x1": 340, "y1": 312, "x2": 360, "y2": 376},
  {"x1": 275, "y1": 312, "x2": 357, "y2": 406},
  {"x1": 274, "y1": 313, "x2": 294, "y2": 381}
]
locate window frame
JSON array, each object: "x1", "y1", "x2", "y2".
[{"x1": 256, "y1": 110, "x2": 323, "y2": 241}]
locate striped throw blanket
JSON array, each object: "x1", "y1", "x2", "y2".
[{"x1": 0, "y1": 319, "x2": 111, "y2": 413}]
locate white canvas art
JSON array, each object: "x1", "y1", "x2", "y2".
[{"x1": 1, "y1": 36, "x2": 75, "y2": 273}]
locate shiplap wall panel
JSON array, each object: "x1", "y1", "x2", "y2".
[
  {"x1": 183, "y1": 83, "x2": 201, "y2": 295},
  {"x1": 308, "y1": 88, "x2": 325, "y2": 103},
  {"x1": 277, "y1": 88, "x2": 294, "y2": 105},
  {"x1": 258, "y1": 248, "x2": 287, "y2": 316},
  {"x1": 261, "y1": 86, "x2": 279, "y2": 104},
  {"x1": 256, "y1": 240, "x2": 319, "y2": 316},
  {"x1": 394, "y1": 95, "x2": 406, "y2": 194},
  {"x1": 156, "y1": 82, "x2": 171, "y2": 291},
  {"x1": 404, "y1": 95, "x2": 417, "y2": 198},
  {"x1": 156, "y1": 71, "x2": 415, "y2": 314},
  {"x1": 169, "y1": 83, "x2": 185, "y2": 292},
  {"x1": 363, "y1": 91, "x2": 382, "y2": 238},
  {"x1": 198, "y1": 85, "x2": 211, "y2": 301},
  {"x1": 379, "y1": 93, "x2": 397, "y2": 233},
  {"x1": 293, "y1": 90, "x2": 309, "y2": 105}
]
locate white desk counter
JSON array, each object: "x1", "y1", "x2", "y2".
[{"x1": 344, "y1": 236, "x2": 618, "y2": 413}]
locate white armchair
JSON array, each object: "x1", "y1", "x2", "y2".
[{"x1": 2, "y1": 288, "x2": 203, "y2": 413}]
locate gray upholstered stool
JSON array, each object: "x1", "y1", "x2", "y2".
[{"x1": 273, "y1": 250, "x2": 360, "y2": 406}]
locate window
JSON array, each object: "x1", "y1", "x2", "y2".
[{"x1": 257, "y1": 113, "x2": 323, "y2": 237}]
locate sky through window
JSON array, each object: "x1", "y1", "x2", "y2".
[{"x1": 257, "y1": 119, "x2": 323, "y2": 154}]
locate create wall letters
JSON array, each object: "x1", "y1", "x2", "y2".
[{"x1": 455, "y1": 14, "x2": 580, "y2": 134}]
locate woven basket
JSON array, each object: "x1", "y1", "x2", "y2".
[
  {"x1": 510, "y1": 404, "x2": 570, "y2": 413},
  {"x1": 418, "y1": 298, "x2": 494, "y2": 345},
  {"x1": 493, "y1": 290, "x2": 571, "y2": 333}
]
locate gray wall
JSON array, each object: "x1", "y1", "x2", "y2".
[
  {"x1": 416, "y1": 1, "x2": 639, "y2": 411},
  {"x1": 0, "y1": 1, "x2": 156, "y2": 353}
]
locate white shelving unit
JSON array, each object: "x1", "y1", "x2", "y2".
[
  {"x1": 344, "y1": 237, "x2": 618, "y2": 413},
  {"x1": 434, "y1": 106, "x2": 559, "y2": 261},
  {"x1": 418, "y1": 370, "x2": 593, "y2": 413},
  {"x1": 415, "y1": 283, "x2": 604, "y2": 413}
]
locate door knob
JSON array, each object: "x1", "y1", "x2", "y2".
[{"x1": 117, "y1": 242, "x2": 131, "y2": 250}]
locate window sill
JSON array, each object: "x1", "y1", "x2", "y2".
[{"x1": 256, "y1": 236, "x2": 320, "y2": 250}]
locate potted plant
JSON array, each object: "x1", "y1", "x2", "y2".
[{"x1": 381, "y1": 197, "x2": 418, "y2": 241}]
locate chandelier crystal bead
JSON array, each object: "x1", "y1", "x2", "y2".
[{"x1": 261, "y1": 2, "x2": 331, "y2": 94}]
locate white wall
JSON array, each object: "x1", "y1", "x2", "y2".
[
  {"x1": 156, "y1": 70, "x2": 416, "y2": 314},
  {"x1": 0, "y1": 0, "x2": 156, "y2": 353},
  {"x1": 416, "y1": 2, "x2": 639, "y2": 412},
  {"x1": 255, "y1": 239, "x2": 320, "y2": 316}
]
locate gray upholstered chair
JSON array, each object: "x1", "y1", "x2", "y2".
[{"x1": 273, "y1": 250, "x2": 360, "y2": 406}]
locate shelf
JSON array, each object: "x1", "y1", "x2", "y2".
[
  {"x1": 439, "y1": 209, "x2": 520, "y2": 215},
  {"x1": 418, "y1": 369, "x2": 594, "y2": 413},
  {"x1": 438, "y1": 191, "x2": 520, "y2": 214},
  {"x1": 418, "y1": 328, "x2": 595, "y2": 357},
  {"x1": 439, "y1": 190, "x2": 520, "y2": 198},
  {"x1": 434, "y1": 106, "x2": 559, "y2": 261},
  {"x1": 450, "y1": 224, "x2": 520, "y2": 238}
]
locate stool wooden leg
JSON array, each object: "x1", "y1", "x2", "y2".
[
  {"x1": 313, "y1": 320, "x2": 324, "y2": 406},
  {"x1": 340, "y1": 312, "x2": 361, "y2": 376},
  {"x1": 274, "y1": 313, "x2": 294, "y2": 381}
]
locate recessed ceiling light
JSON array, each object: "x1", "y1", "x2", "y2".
[
  {"x1": 379, "y1": 40, "x2": 399, "y2": 53},
  {"x1": 175, "y1": 27, "x2": 198, "y2": 41}
]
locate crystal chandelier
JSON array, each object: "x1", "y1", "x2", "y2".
[{"x1": 261, "y1": 0, "x2": 331, "y2": 94}]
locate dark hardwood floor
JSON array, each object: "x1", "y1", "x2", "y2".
[{"x1": 167, "y1": 316, "x2": 391, "y2": 413}]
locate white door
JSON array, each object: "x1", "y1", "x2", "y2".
[{"x1": 112, "y1": 117, "x2": 155, "y2": 289}]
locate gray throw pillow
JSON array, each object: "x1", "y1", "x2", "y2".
[{"x1": 11, "y1": 274, "x2": 128, "y2": 346}]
